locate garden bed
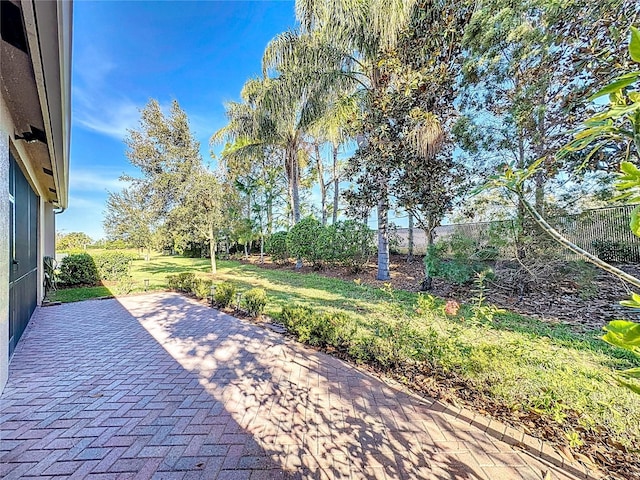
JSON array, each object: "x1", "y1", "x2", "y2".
[{"x1": 242, "y1": 253, "x2": 640, "y2": 333}]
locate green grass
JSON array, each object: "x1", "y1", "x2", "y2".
[
  {"x1": 49, "y1": 253, "x2": 640, "y2": 450},
  {"x1": 47, "y1": 285, "x2": 113, "y2": 303}
]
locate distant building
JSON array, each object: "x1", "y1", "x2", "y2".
[{"x1": 0, "y1": 0, "x2": 72, "y2": 391}]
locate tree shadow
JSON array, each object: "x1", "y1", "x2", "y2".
[
  {"x1": 0, "y1": 297, "x2": 293, "y2": 478},
  {"x1": 117, "y1": 292, "x2": 575, "y2": 479}
]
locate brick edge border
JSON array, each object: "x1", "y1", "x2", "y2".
[{"x1": 400, "y1": 391, "x2": 602, "y2": 480}]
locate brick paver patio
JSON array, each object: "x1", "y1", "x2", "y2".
[{"x1": 1, "y1": 292, "x2": 587, "y2": 479}]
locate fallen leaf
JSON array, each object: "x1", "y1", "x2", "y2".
[{"x1": 557, "y1": 445, "x2": 575, "y2": 464}]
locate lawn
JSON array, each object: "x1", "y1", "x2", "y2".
[{"x1": 49, "y1": 253, "x2": 640, "y2": 469}]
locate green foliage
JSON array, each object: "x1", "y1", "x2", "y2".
[
  {"x1": 213, "y1": 281, "x2": 237, "y2": 308},
  {"x1": 114, "y1": 277, "x2": 136, "y2": 295},
  {"x1": 280, "y1": 305, "x2": 356, "y2": 349},
  {"x1": 265, "y1": 231, "x2": 289, "y2": 263},
  {"x1": 93, "y1": 251, "x2": 139, "y2": 281},
  {"x1": 191, "y1": 278, "x2": 214, "y2": 300},
  {"x1": 603, "y1": 318, "x2": 640, "y2": 394},
  {"x1": 316, "y1": 220, "x2": 375, "y2": 272},
  {"x1": 242, "y1": 288, "x2": 267, "y2": 317},
  {"x1": 56, "y1": 231, "x2": 93, "y2": 251},
  {"x1": 58, "y1": 253, "x2": 100, "y2": 286},
  {"x1": 592, "y1": 239, "x2": 638, "y2": 263},
  {"x1": 43, "y1": 256, "x2": 56, "y2": 294},
  {"x1": 166, "y1": 272, "x2": 196, "y2": 293},
  {"x1": 286, "y1": 217, "x2": 323, "y2": 267},
  {"x1": 424, "y1": 242, "x2": 479, "y2": 285}
]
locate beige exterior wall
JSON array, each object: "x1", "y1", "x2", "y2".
[{"x1": 0, "y1": 112, "x2": 9, "y2": 392}]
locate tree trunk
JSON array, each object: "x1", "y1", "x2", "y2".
[
  {"x1": 288, "y1": 147, "x2": 303, "y2": 268},
  {"x1": 260, "y1": 233, "x2": 264, "y2": 264},
  {"x1": 377, "y1": 191, "x2": 390, "y2": 281},
  {"x1": 210, "y1": 238, "x2": 217, "y2": 274},
  {"x1": 315, "y1": 143, "x2": 328, "y2": 225},
  {"x1": 267, "y1": 199, "x2": 273, "y2": 235},
  {"x1": 421, "y1": 224, "x2": 435, "y2": 291},
  {"x1": 407, "y1": 213, "x2": 414, "y2": 262},
  {"x1": 534, "y1": 170, "x2": 545, "y2": 215},
  {"x1": 288, "y1": 148, "x2": 301, "y2": 225},
  {"x1": 516, "y1": 133, "x2": 527, "y2": 260},
  {"x1": 332, "y1": 143, "x2": 339, "y2": 225}
]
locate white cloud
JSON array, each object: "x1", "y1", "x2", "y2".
[
  {"x1": 72, "y1": 44, "x2": 141, "y2": 140},
  {"x1": 73, "y1": 87, "x2": 141, "y2": 140},
  {"x1": 69, "y1": 169, "x2": 129, "y2": 192}
]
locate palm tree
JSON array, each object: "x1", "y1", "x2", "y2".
[
  {"x1": 265, "y1": 0, "x2": 443, "y2": 280},
  {"x1": 213, "y1": 69, "x2": 334, "y2": 267}
]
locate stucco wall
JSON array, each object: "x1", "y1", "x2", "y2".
[{"x1": 0, "y1": 121, "x2": 9, "y2": 392}]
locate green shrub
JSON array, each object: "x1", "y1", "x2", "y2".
[
  {"x1": 242, "y1": 288, "x2": 267, "y2": 317},
  {"x1": 265, "y1": 232, "x2": 289, "y2": 263},
  {"x1": 286, "y1": 217, "x2": 324, "y2": 267},
  {"x1": 317, "y1": 220, "x2": 375, "y2": 272},
  {"x1": 191, "y1": 278, "x2": 213, "y2": 299},
  {"x1": 58, "y1": 253, "x2": 99, "y2": 286},
  {"x1": 279, "y1": 305, "x2": 356, "y2": 349},
  {"x1": 114, "y1": 276, "x2": 135, "y2": 295},
  {"x1": 213, "y1": 281, "x2": 236, "y2": 308},
  {"x1": 593, "y1": 239, "x2": 639, "y2": 263},
  {"x1": 93, "y1": 251, "x2": 138, "y2": 281},
  {"x1": 166, "y1": 272, "x2": 196, "y2": 292}
]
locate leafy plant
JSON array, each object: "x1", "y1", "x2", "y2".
[
  {"x1": 265, "y1": 231, "x2": 289, "y2": 263},
  {"x1": 286, "y1": 216, "x2": 324, "y2": 268},
  {"x1": 93, "y1": 251, "x2": 139, "y2": 281},
  {"x1": 242, "y1": 288, "x2": 267, "y2": 317},
  {"x1": 114, "y1": 276, "x2": 136, "y2": 295},
  {"x1": 166, "y1": 272, "x2": 196, "y2": 293},
  {"x1": 279, "y1": 304, "x2": 356, "y2": 349},
  {"x1": 593, "y1": 239, "x2": 637, "y2": 263},
  {"x1": 213, "y1": 281, "x2": 236, "y2": 308},
  {"x1": 58, "y1": 253, "x2": 100, "y2": 286},
  {"x1": 191, "y1": 278, "x2": 213, "y2": 300},
  {"x1": 43, "y1": 256, "x2": 57, "y2": 294}
]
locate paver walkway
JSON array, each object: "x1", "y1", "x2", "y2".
[{"x1": 1, "y1": 292, "x2": 584, "y2": 479}]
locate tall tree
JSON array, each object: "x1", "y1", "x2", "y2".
[
  {"x1": 103, "y1": 187, "x2": 154, "y2": 257},
  {"x1": 277, "y1": 0, "x2": 463, "y2": 280},
  {"x1": 213, "y1": 74, "x2": 327, "y2": 234},
  {"x1": 459, "y1": 0, "x2": 640, "y2": 255},
  {"x1": 267, "y1": 2, "x2": 418, "y2": 279},
  {"x1": 124, "y1": 99, "x2": 200, "y2": 218},
  {"x1": 169, "y1": 167, "x2": 237, "y2": 274}
]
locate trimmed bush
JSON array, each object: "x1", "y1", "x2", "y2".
[
  {"x1": 286, "y1": 217, "x2": 323, "y2": 267},
  {"x1": 242, "y1": 288, "x2": 267, "y2": 317},
  {"x1": 265, "y1": 231, "x2": 289, "y2": 263},
  {"x1": 327, "y1": 220, "x2": 375, "y2": 272},
  {"x1": 279, "y1": 305, "x2": 356, "y2": 349},
  {"x1": 166, "y1": 272, "x2": 196, "y2": 292},
  {"x1": 213, "y1": 281, "x2": 236, "y2": 308},
  {"x1": 93, "y1": 251, "x2": 138, "y2": 281},
  {"x1": 58, "y1": 253, "x2": 99, "y2": 286},
  {"x1": 191, "y1": 278, "x2": 213, "y2": 300}
]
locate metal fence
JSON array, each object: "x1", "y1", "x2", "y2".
[{"x1": 393, "y1": 204, "x2": 640, "y2": 263}]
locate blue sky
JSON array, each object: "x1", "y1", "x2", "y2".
[{"x1": 59, "y1": 0, "x2": 297, "y2": 239}]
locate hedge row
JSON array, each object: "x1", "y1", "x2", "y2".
[
  {"x1": 58, "y1": 251, "x2": 138, "y2": 286},
  {"x1": 166, "y1": 273, "x2": 267, "y2": 318},
  {"x1": 265, "y1": 217, "x2": 375, "y2": 271}
]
